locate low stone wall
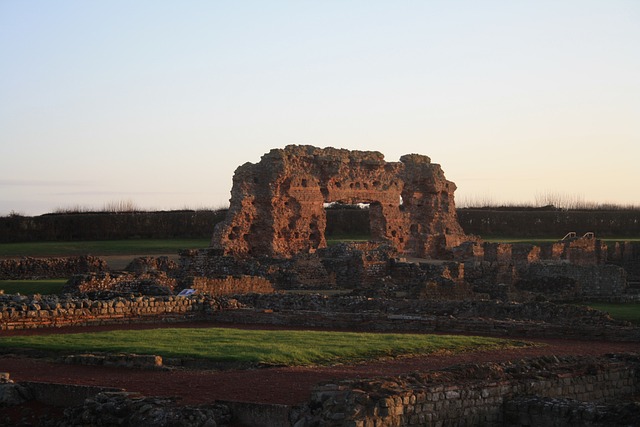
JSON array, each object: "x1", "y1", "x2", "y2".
[
  {"x1": 293, "y1": 355, "x2": 640, "y2": 426},
  {"x1": 0, "y1": 385, "x2": 232, "y2": 427},
  {"x1": 183, "y1": 275, "x2": 275, "y2": 296},
  {"x1": 61, "y1": 353, "x2": 164, "y2": 370},
  {"x1": 608, "y1": 241, "x2": 640, "y2": 281},
  {"x1": 503, "y1": 395, "x2": 640, "y2": 426},
  {"x1": 63, "y1": 271, "x2": 178, "y2": 295},
  {"x1": 0, "y1": 256, "x2": 108, "y2": 280},
  {"x1": 525, "y1": 263, "x2": 627, "y2": 298},
  {"x1": 219, "y1": 296, "x2": 640, "y2": 341},
  {"x1": 0, "y1": 294, "x2": 242, "y2": 331}
]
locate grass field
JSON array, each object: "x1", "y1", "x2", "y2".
[
  {"x1": 586, "y1": 303, "x2": 640, "y2": 324},
  {"x1": 0, "y1": 327, "x2": 534, "y2": 366},
  {"x1": 0, "y1": 280, "x2": 67, "y2": 295},
  {"x1": 0, "y1": 239, "x2": 211, "y2": 257}
]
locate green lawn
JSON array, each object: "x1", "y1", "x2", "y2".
[
  {"x1": 586, "y1": 303, "x2": 640, "y2": 324},
  {"x1": 0, "y1": 239, "x2": 211, "y2": 257},
  {"x1": 0, "y1": 280, "x2": 67, "y2": 295},
  {"x1": 0, "y1": 327, "x2": 534, "y2": 366}
]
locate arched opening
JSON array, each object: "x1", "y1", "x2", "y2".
[{"x1": 324, "y1": 202, "x2": 372, "y2": 245}]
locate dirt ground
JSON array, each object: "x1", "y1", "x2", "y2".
[{"x1": 2, "y1": 321, "x2": 639, "y2": 406}]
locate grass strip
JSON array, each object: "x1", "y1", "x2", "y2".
[
  {"x1": 0, "y1": 327, "x2": 534, "y2": 366},
  {"x1": 0, "y1": 280, "x2": 67, "y2": 295},
  {"x1": 586, "y1": 303, "x2": 640, "y2": 325}
]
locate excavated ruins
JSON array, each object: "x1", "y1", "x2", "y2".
[{"x1": 2, "y1": 145, "x2": 640, "y2": 426}]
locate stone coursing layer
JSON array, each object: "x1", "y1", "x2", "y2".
[
  {"x1": 0, "y1": 256, "x2": 107, "y2": 280},
  {"x1": 503, "y1": 395, "x2": 640, "y2": 426},
  {"x1": 124, "y1": 256, "x2": 179, "y2": 275},
  {"x1": 0, "y1": 387, "x2": 232, "y2": 427},
  {"x1": 218, "y1": 295, "x2": 640, "y2": 341},
  {"x1": 455, "y1": 238, "x2": 632, "y2": 301},
  {"x1": 292, "y1": 355, "x2": 640, "y2": 426},
  {"x1": 182, "y1": 275, "x2": 275, "y2": 296},
  {"x1": 63, "y1": 271, "x2": 178, "y2": 295},
  {"x1": 212, "y1": 145, "x2": 472, "y2": 259},
  {"x1": 0, "y1": 293, "x2": 242, "y2": 330}
]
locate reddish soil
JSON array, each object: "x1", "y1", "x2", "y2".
[{"x1": 1, "y1": 322, "x2": 639, "y2": 406}]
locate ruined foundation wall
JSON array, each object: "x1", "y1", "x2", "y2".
[
  {"x1": 0, "y1": 294, "x2": 239, "y2": 331},
  {"x1": 296, "y1": 356, "x2": 640, "y2": 427},
  {"x1": 0, "y1": 256, "x2": 108, "y2": 280},
  {"x1": 182, "y1": 275, "x2": 275, "y2": 296}
]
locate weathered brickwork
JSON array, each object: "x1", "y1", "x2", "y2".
[
  {"x1": 0, "y1": 256, "x2": 107, "y2": 280},
  {"x1": 455, "y1": 238, "x2": 632, "y2": 301},
  {"x1": 182, "y1": 275, "x2": 275, "y2": 296},
  {"x1": 0, "y1": 294, "x2": 241, "y2": 331},
  {"x1": 212, "y1": 145, "x2": 472, "y2": 259},
  {"x1": 221, "y1": 295, "x2": 640, "y2": 341},
  {"x1": 293, "y1": 355, "x2": 640, "y2": 426},
  {"x1": 63, "y1": 271, "x2": 178, "y2": 295}
]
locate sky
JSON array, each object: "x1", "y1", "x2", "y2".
[{"x1": 1, "y1": 1, "x2": 639, "y2": 216}]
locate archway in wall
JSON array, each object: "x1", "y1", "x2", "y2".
[{"x1": 324, "y1": 202, "x2": 373, "y2": 245}]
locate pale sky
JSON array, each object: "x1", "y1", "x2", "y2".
[{"x1": 1, "y1": 1, "x2": 639, "y2": 216}]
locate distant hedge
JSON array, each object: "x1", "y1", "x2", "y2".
[
  {"x1": 0, "y1": 211, "x2": 226, "y2": 243},
  {"x1": 1, "y1": 208, "x2": 638, "y2": 243},
  {"x1": 457, "y1": 208, "x2": 640, "y2": 238}
]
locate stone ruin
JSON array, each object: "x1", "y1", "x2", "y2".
[
  {"x1": 212, "y1": 145, "x2": 472, "y2": 259},
  {"x1": 202, "y1": 145, "x2": 638, "y2": 301}
]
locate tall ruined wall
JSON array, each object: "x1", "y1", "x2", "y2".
[{"x1": 212, "y1": 145, "x2": 469, "y2": 259}]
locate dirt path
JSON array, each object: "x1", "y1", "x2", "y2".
[{"x1": 2, "y1": 322, "x2": 638, "y2": 405}]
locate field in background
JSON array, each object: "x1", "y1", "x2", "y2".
[{"x1": 0, "y1": 327, "x2": 533, "y2": 366}]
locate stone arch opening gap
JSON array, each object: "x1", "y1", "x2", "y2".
[{"x1": 323, "y1": 202, "x2": 373, "y2": 245}]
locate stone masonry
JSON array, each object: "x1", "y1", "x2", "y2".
[{"x1": 212, "y1": 145, "x2": 472, "y2": 259}]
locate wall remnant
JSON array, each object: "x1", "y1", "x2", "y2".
[
  {"x1": 0, "y1": 256, "x2": 107, "y2": 280},
  {"x1": 293, "y1": 355, "x2": 640, "y2": 427},
  {"x1": 212, "y1": 145, "x2": 472, "y2": 259}
]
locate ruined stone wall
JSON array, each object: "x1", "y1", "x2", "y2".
[
  {"x1": 318, "y1": 242, "x2": 395, "y2": 288},
  {"x1": 0, "y1": 256, "x2": 108, "y2": 280},
  {"x1": 62, "y1": 272, "x2": 178, "y2": 295},
  {"x1": 608, "y1": 241, "x2": 640, "y2": 281},
  {"x1": 525, "y1": 263, "x2": 627, "y2": 298},
  {"x1": 212, "y1": 145, "x2": 470, "y2": 259},
  {"x1": 388, "y1": 260, "x2": 474, "y2": 300},
  {"x1": 182, "y1": 275, "x2": 275, "y2": 296},
  {"x1": 458, "y1": 239, "x2": 630, "y2": 300},
  {"x1": 222, "y1": 295, "x2": 639, "y2": 341},
  {"x1": 504, "y1": 395, "x2": 640, "y2": 426},
  {"x1": 179, "y1": 244, "x2": 397, "y2": 290},
  {"x1": 294, "y1": 356, "x2": 640, "y2": 427},
  {"x1": 0, "y1": 294, "x2": 240, "y2": 331},
  {"x1": 179, "y1": 248, "x2": 331, "y2": 289}
]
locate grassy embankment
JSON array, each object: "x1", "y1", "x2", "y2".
[{"x1": 0, "y1": 327, "x2": 533, "y2": 366}]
